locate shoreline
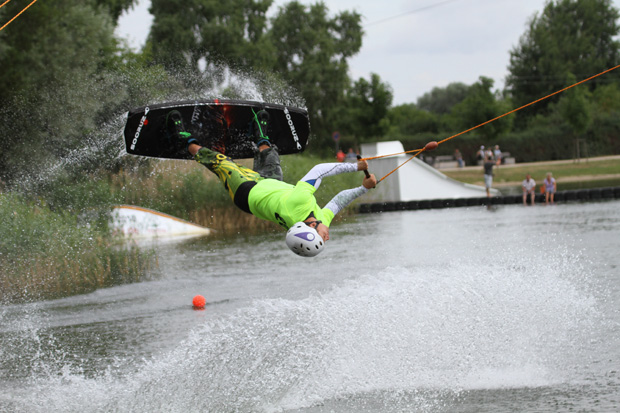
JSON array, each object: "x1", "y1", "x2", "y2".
[{"x1": 440, "y1": 154, "x2": 620, "y2": 172}]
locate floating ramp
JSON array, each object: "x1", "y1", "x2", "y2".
[
  {"x1": 111, "y1": 205, "x2": 211, "y2": 239},
  {"x1": 360, "y1": 141, "x2": 497, "y2": 203}
]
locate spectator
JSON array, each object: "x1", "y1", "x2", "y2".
[
  {"x1": 336, "y1": 149, "x2": 345, "y2": 162},
  {"x1": 484, "y1": 148, "x2": 494, "y2": 160},
  {"x1": 454, "y1": 149, "x2": 464, "y2": 168},
  {"x1": 483, "y1": 154, "x2": 494, "y2": 198},
  {"x1": 476, "y1": 145, "x2": 485, "y2": 163},
  {"x1": 543, "y1": 172, "x2": 557, "y2": 205},
  {"x1": 522, "y1": 174, "x2": 537, "y2": 206},
  {"x1": 494, "y1": 145, "x2": 502, "y2": 166},
  {"x1": 345, "y1": 147, "x2": 357, "y2": 163}
]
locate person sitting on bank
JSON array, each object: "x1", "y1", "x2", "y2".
[
  {"x1": 522, "y1": 174, "x2": 537, "y2": 206},
  {"x1": 166, "y1": 109, "x2": 376, "y2": 257},
  {"x1": 543, "y1": 172, "x2": 557, "y2": 205}
]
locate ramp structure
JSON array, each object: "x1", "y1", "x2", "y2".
[
  {"x1": 360, "y1": 141, "x2": 498, "y2": 203},
  {"x1": 111, "y1": 205, "x2": 211, "y2": 239}
]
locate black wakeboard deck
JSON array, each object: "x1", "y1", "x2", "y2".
[{"x1": 124, "y1": 99, "x2": 310, "y2": 160}]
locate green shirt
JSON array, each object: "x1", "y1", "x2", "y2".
[{"x1": 248, "y1": 179, "x2": 335, "y2": 229}]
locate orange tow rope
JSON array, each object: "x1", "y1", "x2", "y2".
[
  {"x1": 0, "y1": 0, "x2": 38, "y2": 32},
  {"x1": 361, "y1": 63, "x2": 620, "y2": 183}
]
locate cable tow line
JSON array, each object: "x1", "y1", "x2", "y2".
[
  {"x1": 0, "y1": 0, "x2": 39, "y2": 32},
  {"x1": 359, "y1": 63, "x2": 620, "y2": 183}
]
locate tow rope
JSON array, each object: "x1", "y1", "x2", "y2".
[
  {"x1": 0, "y1": 0, "x2": 39, "y2": 32},
  {"x1": 360, "y1": 63, "x2": 620, "y2": 183}
]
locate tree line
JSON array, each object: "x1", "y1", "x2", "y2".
[{"x1": 1, "y1": 0, "x2": 620, "y2": 186}]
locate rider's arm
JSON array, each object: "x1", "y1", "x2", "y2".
[
  {"x1": 301, "y1": 160, "x2": 368, "y2": 189},
  {"x1": 324, "y1": 174, "x2": 376, "y2": 216}
]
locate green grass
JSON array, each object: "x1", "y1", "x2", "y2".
[{"x1": 443, "y1": 158, "x2": 620, "y2": 185}]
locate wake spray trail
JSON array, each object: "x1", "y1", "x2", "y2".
[
  {"x1": 13, "y1": 233, "x2": 601, "y2": 413},
  {"x1": 8, "y1": 62, "x2": 305, "y2": 193}
]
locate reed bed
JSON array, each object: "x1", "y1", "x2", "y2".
[
  {"x1": 0, "y1": 193, "x2": 155, "y2": 303},
  {"x1": 111, "y1": 153, "x2": 361, "y2": 234},
  {"x1": 1, "y1": 153, "x2": 362, "y2": 302}
]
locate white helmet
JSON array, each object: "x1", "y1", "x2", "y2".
[{"x1": 286, "y1": 222, "x2": 325, "y2": 257}]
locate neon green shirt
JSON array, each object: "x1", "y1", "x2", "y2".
[{"x1": 248, "y1": 179, "x2": 335, "y2": 229}]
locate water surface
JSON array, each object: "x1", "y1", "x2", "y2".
[{"x1": 1, "y1": 201, "x2": 619, "y2": 412}]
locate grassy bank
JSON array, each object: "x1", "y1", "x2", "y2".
[
  {"x1": 0, "y1": 192, "x2": 155, "y2": 303},
  {"x1": 442, "y1": 156, "x2": 620, "y2": 190}
]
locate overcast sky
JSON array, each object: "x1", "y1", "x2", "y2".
[{"x1": 116, "y1": 0, "x2": 620, "y2": 105}]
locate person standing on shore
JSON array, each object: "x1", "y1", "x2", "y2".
[
  {"x1": 454, "y1": 149, "x2": 464, "y2": 168},
  {"x1": 522, "y1": 174, "x2": 537, "y2": 206},
  {"x1": 336, "y1": 149, "x2": 345, "y2": 162},
  {"x1": 494, "y1": 145, "x2": 502, "y2": 166},
  {"x1": 483, "y1": 155, "x2": 494, "y2": 198}
]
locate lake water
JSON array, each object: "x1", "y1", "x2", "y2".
[{"x1": 1, "y1": 200, "x2": 619, "y2": 412}]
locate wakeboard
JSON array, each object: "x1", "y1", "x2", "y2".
[{"x1": 124, "y1": 99, "x2": 310, "y2": 160}]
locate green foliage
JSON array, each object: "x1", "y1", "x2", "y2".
[
  {"x1": 270, "y1": 2, "x2": 363, "y2": 150},
  {"x1": 114, "y1": 163, "x2": 231, "y2": 220},
  {"x1": 592, "y1": 82, "x2": 620, "y2": 112},
  {"x1": 0, "y1": 0, "x2": 125, "y2": 183},
  {"x1": 445, "y1": 77, "x2": 512, "y2": 140},
  {"x1": 506, "y1": 0, "x2": 620, "y2": 125},
  {"x1": 417, "y1": 82, "x2": 469, "y2": 114},
  {"x1": 95, "y1": 0, "x2": 139, "y2": 21},
  {"x1": 0, "y1": 192, "x2": 154, "y2": 303},
  {"x1": 0, "y1": 0, "x2": 118, "y2": 101},
  {"x1": 149, "y1": 0, "x2": 274, "y2": 71},
  {"x1": 338, "y1": 73, "x2": 393, "y2": 142},
  {"x1": 146, "y1": 0, "x2": 364, "y2": 154},
  {"x1": 386, "y1": 104, "x2": 439, "y2": 137},
  {"x1": 557, "y1": 73, "x2": 592, "y2": 134}
]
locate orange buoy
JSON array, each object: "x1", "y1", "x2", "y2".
[{"x1": 192, "y1": 295, "x2": 206, "y2": 309}]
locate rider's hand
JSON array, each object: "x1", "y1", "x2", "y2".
[
  {"x1": 356, "y1": 159, "x2": 368, "y2": 171},
  {"x1": 316, "y1": 223, "x2": 330, "y2": 241},
  {"x1": 363, "y1": 173, "x2": 377, "y2": 189}
]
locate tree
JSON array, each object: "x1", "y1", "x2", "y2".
[
  {"x1": 416, "y1": 82, "x2": 469, "y2": 115},
  {"x1": 558, "y1": 73, "x2": 591, "y2": 134},
  {"x1": 269, "y1": 2, "x2": 362, "y2": 149},
  {"x1": 148, "y1": 0, "x2": 274, "y2": 72},
  {"x1": 506, "y1": 0, "x2": 620, "y2": 125},
  {"x1": 591, "y1": 81, "x2": 620, "y2": 112},
  {"x1": 95, "y1": 0, "x2": 139, "y2": 22},
  {"x1": 386, "y1": 104, "x2": 439, "y2": 137},
  {"x1": 341, "y1": 73, "x2": 393, "y2": 141},
  {"x1": 446, "y1": 76, "x2": 511, "y2": 140},
  {"x1": 0, "y1": 0, "x2": 121, "y2": 182}
]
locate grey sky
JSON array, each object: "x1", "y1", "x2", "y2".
[{"x1": 116, "y1": 0, "x2": 620, "y2": 105}]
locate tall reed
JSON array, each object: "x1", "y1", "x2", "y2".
[
  {"x1": 0, "y1": 193, "x2": 155, "y2": 303},
  {"x1": 1, "y1": 153, "x2": 365, "y2": 302},
  {"x1": 111, "y1": 154, "x2": 363, "y2": 234}
]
